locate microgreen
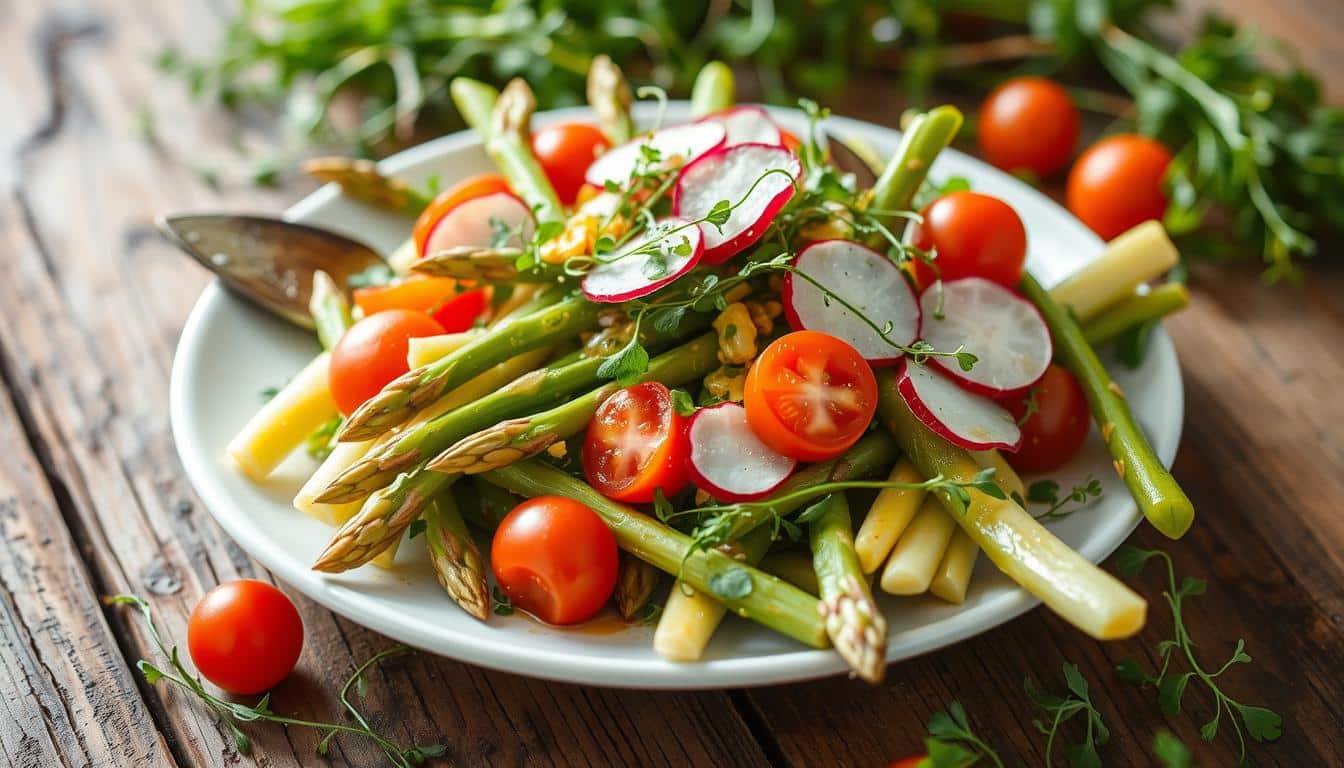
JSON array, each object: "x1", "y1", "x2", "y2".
[
  {"x1": 1152, "y1": 729, "x2": 1195, "y2": 768},
  {"x1": 1023, "y1": 476, "x2": 1103, "y2": 522},
  {"x1": 258, "y1": 385, "x2": 280, "y2": 403},
  {"x1": 921, "y1": 701, "x2": 1005, "y2": 768},
  {"x1": 1026, "y1": 663, "x2": 1110, "y2": 768},
  {"x1": 1113, "y1": 546, "x2": 1283, "y2": 766},
  {"x1": 108, "y1": 595, "x2": 446, "y2": 766},
  {"x1": 669, "y1": 388, "x2": 696, "y2": 417},
  {"x1": 305, "y1": 416, "x2": 343, "y2": 461},
  {"x1": 490, "y1": 585, "x2": 515, "y2": 616},
  {"x1": 707, "y1": 567, "x2": 754, "y2": 600}
]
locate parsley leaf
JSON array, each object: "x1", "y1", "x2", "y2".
[{"x1": 707, "y1": 567, "x2": 753, "y2": 600}]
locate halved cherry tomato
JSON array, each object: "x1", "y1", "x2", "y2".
[
  {"x1": 1003, "y1": 363, "x2": 1090, "y2": 473},
  {"x1": 978, "y1": 76, "x2": 1079, "y2": 178},
  {"x1": 911, "y1": 191, "x2": 1028, "y2": 290},
  {"x1": 329, "y1": 309, "x2": 444, "y2": 415},
  {"x1": 531, "y1": 122, "x2": 610, "y2": 205},
  {"x1": 1067, "y1": 134, "x2": 1172, "y2": 240},
  {"x1": 583, "y1": 382, "x2": 690, "y2": 503},
  {"x1": 412, "y1": 172, "x2": 511, "y2": 258},
  {"x1": 188, "y1": 580, "x2": 303, "y2": 695},
  {"x1": 491, "y1": 496, "x2": 618, "y2": 625},
  {"x1": 744, "y1": 331, "x2": 878, "y2": 462},
  {"x1": 353, "y1": 275, "x2": 461, "y2": 316}
]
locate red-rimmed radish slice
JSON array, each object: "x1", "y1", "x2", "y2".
[
  {"x1": 581, "y1": 218, "x2": 704, "y2": 303},
  {"x1": 584, "y1": 122, "x2": 726, "y2": 188},
  {"x1": 783, "y1": 239, "x2": 919, "y2": 364},
  {"x1": 686, "y1": 402, "x2": 797, "y2": 502},
  {"x1": 673, "y1": 143, "x2": 800, "y2": 264},
  {"x1": 896, "y1": 359, "x2": 1022, "y2": 451},
  {"x1": 919, "y1": 277, "x2": 1052, "y2": 396},
  {"x1": 423, "y1": 191, "x2": 533, "y2": 254},
  {"x1": 697, "y1": 105, "x2": 783, "y2": 146}
]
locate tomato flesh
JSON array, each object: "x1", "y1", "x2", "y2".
[
  {"x1": 1067, "y1": 134, "x2": 1172, "y2": 240},
  {"x1": 911, "y1": 191, "x2": 1028, "y2": 290},
  {"x1": 531, "y1": 122, "x2": 611, "y2": 205},
  {"x1": 491, "y1": 496, "x2": 619, "y2": 625},
  {"x1": 187, "y1": 580, "x2": 303, "y2": 695},
  {"x1": 978, "y1": 76, "x2": 1079, "y2": 178},
  {"x1": 412, "y1": 173, "x2": 511, "y2": 258},
  {"x1": 329, "y1": 309, "x2": 445, "y2": 415},
  {"x1": 1003, "y1": 363, "x2": 1090, "y2": 473},
  {"x1": 583, "y1": 382, "x2": 690, "y2": 503},
  {"x1": 744, "y1": 331, "x2": 878, "y2": 462}
]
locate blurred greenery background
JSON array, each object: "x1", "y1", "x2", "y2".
[{"x1": 159, "y1": 0, "x2": 1342, "y2": 279}]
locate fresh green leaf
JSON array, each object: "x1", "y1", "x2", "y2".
[
  {"x1": 491, "y1": 585, "x2": 515, "y2": 616},
  {"x1": 597, "y1": 339, "x2": 649, "y2": 386},
  {"x1": 1152, "y1": 729, "x2": 1194, "y2": 768},
  {"x1": 707, "y1": 567, "x2": 753, "y2": 600},
  {"x1": 1238, "y1": 705, "x2": 1283, "y2": 742},
  {"x1": 1158, "y1": 672, "x2": 1193, "y2": 714},
  {"x1": 138, "y1": 660, "x2": 166, "y2": 684},
  {"x1": 1028, "y1": 480, "x2": 1060, "y2": 504},
  {"x1": 794, "y1": 498, "x2": 830, "y2": 525},
  {"x1": 258, "y1": 386, "x2": 280, "y2": 403},
  {"x1": 669, "y1": 389, "x2": 696, "y2": 417},
  {"x1": 1114, "y1": 544, "x2": 1163, "y2": 577}
]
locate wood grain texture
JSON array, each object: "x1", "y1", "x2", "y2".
[{"x1": 0, "y1": 0, "x2": 1340, "y2": 766}]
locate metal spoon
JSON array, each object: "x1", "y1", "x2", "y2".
[{"x1": 157, "y1": 214, "x2": 385, "y2": 330}]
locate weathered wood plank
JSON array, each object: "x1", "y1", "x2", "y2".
[{"x1": 0, "y1": 2, "x2": 773, "y2": 766}]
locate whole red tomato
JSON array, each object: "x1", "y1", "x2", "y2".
[
  {"x1": 531, "y1": 122, "x2": 611, "y2": 205},
  {"x1": 329, "y1": 309, "x2": 445, "y2": 415},
  {"x1": 978, "y1": 76, "x2": 1079, "y2": 178},
  {"x1": 188, "y1": 580, "x2": 304, "y2": 694},
  {"x1": 911, "y1": 191, "x2": 1028, "y2": 289},
  {"x1": 1067, "y1": 134, "x2": 1172, "y2": 240},
  {"x1": 491, "y1": 496, "x2": 619, "y2": 625},
  {"x1": 1003, "y1": 363, "x2": 1090, "y2": 473}
]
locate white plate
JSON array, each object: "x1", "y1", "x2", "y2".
[{"x1": 170, "y1": 103, "x2": 1183, "y2": 689}]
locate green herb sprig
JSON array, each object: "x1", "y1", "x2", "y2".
[
  {"x1": 1113, "y1": 546, "x2": 1283, "y2": 766},
  {"x1": 920, "y1": 701, "x2": 1006, "y2": 768},
  {"x1": 1026, "y1": 663, "x2": 1110, "y2": 768},
  {"x1": 108, "y1": 595, "x2": 446, "y2": 766},
  {"x1": 1022, "y1": 476, "x2": 1104, "y2": 521}
]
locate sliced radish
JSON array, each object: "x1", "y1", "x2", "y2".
[
  {"x1": 783, "y1": 240, "x2": 920, "y2": 365},
  {"x1": 584, "y1": 122, "x2": 726, "y2": 189},
  {"x1": 423, "y1": 191, "x2": 533, "y2": 255},
  {"x1": 919, "y1": 277, "x2": 1052, "y2": 396},
  {"x1": 687, "y1": 402, "x2": 797, "y2": 502},
  {"x1": 581, "y1": 218, "x2": 704, "y2": 303},
  {"x1": 896, "y1": 359, "x2": 1022, "y2": 451},
  {"x1": 696, "y1": 105, "x2": 783, "y2": 146},
  {"x1": 673, "y1": 143, "x2": 800, "y2": 264}
]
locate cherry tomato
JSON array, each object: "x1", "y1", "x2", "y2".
[
  {"x1": 329, "y1": 309, "x2": 444, "y2": 415},
  {"x1": 412, "y1": 172, "x2": 511, "y2": 258},
  {"x1": 911, "y1": 191, "x2": 1028, "y2": 289},
  {"x1": 978, "y1": 76, "x2": 1079, "y2": 178},
  {"x1": 744, "y1": 331, "x2": 878, "y2": 462},
  {"x1": 583, "y1": 382, "x2": 690, "y2": 503},
  {"x1": 1003, "y1": 363, "x2": 1090, "y2": 473},
  {"x1": 888, "y1": 757, "x2": 928, "y2": 768},
  {"x1": 491, "y1": 496, "x2": 619, "y2": 625},
  {"x1": 187, "y1": 580, "x2": 303, "y2": 695},
  {"x1": 531, "y1": 122, "x2": 610, "y2": 205},
  {"x1": 1067, "y1": 134, "x2": 1172, "y2": 240}
]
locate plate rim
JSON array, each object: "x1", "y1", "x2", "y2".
[{"x1": 170, "y1": 102, "x2": 1184, "y2": 689}]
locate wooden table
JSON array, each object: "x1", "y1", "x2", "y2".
[{"x1": 2, "y1": 2, "x2": 1341, "y2": 766}]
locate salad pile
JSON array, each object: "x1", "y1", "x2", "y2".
[{"x1": 228, "y1": 56, "x2": 1192, "y2": 683}]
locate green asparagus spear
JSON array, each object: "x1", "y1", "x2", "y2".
[
  {"x1": 809, "y1": 493, "x2": 887, "y2": 682},
  {"x1": 690, "y1": 61, "x2": 735, "y2": 117},
  {"x1": 304, "y1": 157, "x2": 433, "y2": 217},
  {"x1": 319, "y1": 315, "x2": 708, "y2": 502},
  {"x1": 450, "y1": 77, "x2": 563, "y2": 225},
  {"x1": 865, "y1": 106, "x2": 963, "y2": 246},
  {"x1": 339, "y1": 292, "x2": 604, "y2": 441},
  {"x1": 423, "y1": 493, "x2": 489, "y2": 620},
  {"x1": 1019, "y1": 274, "x2": 1194, "y2": 538},
  {"x1": 313, "y1": 469, "x2": 457, "y2": 573},
  {"x1": 411, "y1": 245, "x2": 566, "y2": 284},
  {"x1": 427, "y1": 332, "x2": 720, "y2": 474},
  {"x1": 309, "y1": 270, "x2": 354, "y2": 351},
  {"x1": 759, "y1": 551, "x2": 819, "y2": 595},
  {"x1": 1081, "y1": 283, "x2": 1190, "y2": 347},
  {"x1": 587, "y1": 54, "x2": 635, "y2": 144},
  {"x1": 483, "y1": 460, "x2": 827, "y2": 648}
]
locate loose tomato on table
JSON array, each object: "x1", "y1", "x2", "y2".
[
  {"x1": 1067, "y1": 134, "x2": 1172, "y2": 240},
  {"x1": 1003, "y1": 363, "x2": 1090, "y2": 473},
  {"x1": 910, "y1": 191, "x2": 1028, "y2": 290},
  {"x1": 491, "y1": 496, "x2": 619, "y2": 625},
  {"x1": 353, "y1": 276, "x2": 490, "y2": 333},
  {"x1": 978, "y1": 76, "x2": 1079, "y2": 178},
  {"x1": 187, "y1": 580, "x2": 304, "y2": 695},
  {"x1": 329, "y1": 309, "x2": 445, "y2": 415},
  {"x1": 412, "y1": 172, "x2": 512, "y2": 258},
  {"x1": 744, "y1": 331, "x2": 878, "y2": 462},
  {"x1": 531, "y1": 122, "x2": 610, "y2": 205},
  {"x1": 887, "y1": 757, "x2": 927, "y2": 768},
  {"x1": 583, "y1": 382, "x2": 690, "y2": 503}
]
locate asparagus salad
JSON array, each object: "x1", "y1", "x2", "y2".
[{"x1": 227, "y1": 57, "x2": 1193, "y2": 684}]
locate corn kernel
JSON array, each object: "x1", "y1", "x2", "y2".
[{"x1": 713, "y1": 303, "x2": 758, "y2": 365}]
